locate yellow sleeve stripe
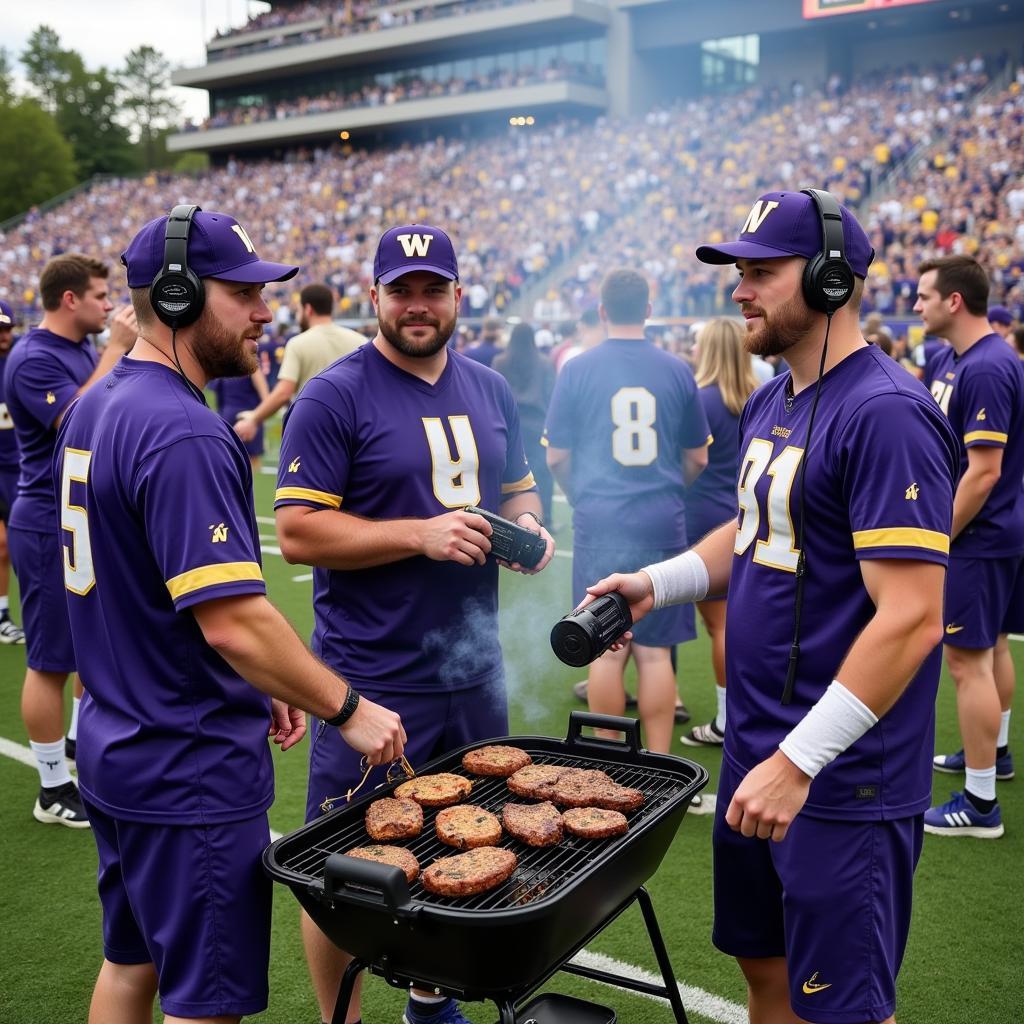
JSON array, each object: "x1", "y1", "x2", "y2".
[
  {"x1": 166, "y1": 561, "x2": 264, "y2": 601},
  {"x1": 852, "y1": 527, "x2": 949, "y2": 555},
  {"x1": 274, "y1": 486, "x2": 342, "y2": 509},
  {"x1": 964, "y1": 430, "x2": 1008, "y2": 445},
  {"x1": 501, "y1": 471, "x2": 537, "y2": 495},
  {"x1": 540, "y1": 435, "x2": 550, "y2": 448},
  {"x1": 706, "y1": 433, "x2": 714, "y2": 447}
]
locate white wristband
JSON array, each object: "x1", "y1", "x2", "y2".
[
  {"x1": 778, "y1": 680, "x2": 879, "y2": 779},
  {"x1": 641, "y1": 550, "x2": 710, "y2": 609}
]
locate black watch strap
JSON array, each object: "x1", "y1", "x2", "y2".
[
  {"x1": 324, "y1": 686, "x2": 360, "y2": 727},
  {"x1": 516, "y1": 510, "x2": 543, "y2": 528}
]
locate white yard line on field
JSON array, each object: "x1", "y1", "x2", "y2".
[{"x1": 1, "y1": 735, "x2": 744, "y2": 1022}]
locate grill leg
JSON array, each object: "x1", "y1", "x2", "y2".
[
  {"x1": 495, "y1": 998, "x2": 517, "y2": 1024},
  {"x1": 330, "y1": 957, "x2": 367, "y2": 1024},
  {"x1": 636, "y1": 886, "x2": 689, "y2": 1024}
]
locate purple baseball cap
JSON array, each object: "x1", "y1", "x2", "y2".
[
  {"x1": 0, "y1": 300, "x2": 13, "y2": 327},
  {"x1": 373, "y1": 224, "x2": 459, "y2": 285},
  {"x1": 696, "y1": 191, "x2": 874, "y2": 278},
  {"x1": 121, "y1": 210, "x2": 299, "y2": 288},
  {"x1": 988, "y1": 305, "x2": 1013, "y2": 326}
]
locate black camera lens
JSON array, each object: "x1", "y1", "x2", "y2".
[{"x1": 550, "y1": 592, "x2": 632, "y2": 667}]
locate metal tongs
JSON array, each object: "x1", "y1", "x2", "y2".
[{"x1": 319, "y1": 753, "x2": 416, "y2": 814}]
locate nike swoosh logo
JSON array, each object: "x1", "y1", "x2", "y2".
[
  {"x1": 802, "y1": 981, "x2": 833, "y2": 995},
  {"x1": 945, "y1": 624, "x2": 965, "y2": 634}
]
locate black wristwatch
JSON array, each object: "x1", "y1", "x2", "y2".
[
  {"x1": 515, "y1": 510, "x2": 543, "y2": 529},
  {"x1": 324, "y1": 686, "x2": 360, "y2": 727}
]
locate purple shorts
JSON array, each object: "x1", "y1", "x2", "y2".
[
  {"x1": 1000, "y1": 557, "x2": 1024, "y2": 635},
  {"x1": 0, "y1": 467, "x2": 17, "y2": 522},
  {"x1": 221, "y1": 405, "x2": 264, "y2": 458},
  {"x1": 572, "y1": 546, "x2": 695, "y2": 648},
  {"x1": 7, "y1": 526, "x2": 75, "y2": 672},
  {"x1": 84, "y1": 797, "x2": 271, "y2": 1019},
  {"x1": 306, "y1": 675, "x2": 508, "y2": 822},
  {"x1": 712, "y1": 756, "x2": 922, "y2": 1024},
  {"x1": 943, "y1": 554, "x2": 1024, "y2": 649}
]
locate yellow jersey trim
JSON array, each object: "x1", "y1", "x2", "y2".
[
  {"x1": 274, "y1": 486, "x2": 342, "y2": 509},
  {"x1": 166, "y1": 561, "x2": 264, "y2": 600},
  {"x1": 706, "y1": 433, "x2": 714, "y2": 447},
  {"x1": 540, "y1": 435, "x2": 550, "y2": 448},
  {"x1": 501, "y1": 471, "x2": 537, "y2": 495},
  {"x1": 964, "y1": 430, "x2": 1008, "y2": 445},
  {"x1": 852, "y1": 527, "x2": 949, "y2": 555}
]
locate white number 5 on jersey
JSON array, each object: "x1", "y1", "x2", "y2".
[
  {"x1": 61, "y1": 448, "x2": 96, "y2": 595},
  {"x1": 422, "y1": 416, "x2": 481, "y2": 507}
]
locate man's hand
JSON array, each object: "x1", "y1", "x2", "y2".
[
  {"x1": 268, "y1": 699, "x2": 307, "y2": 751},
  {"x1": 420, "y1": 510, "x2": 492, "y2": 566},
  {"x1": 339, "y1": 696, "x2": 406, "y2": 766},
  {"x1": 725, "y1": 749, "x2": 812, "y2": 842},
  {"x1": 107, "y1": 305, "x2": 139, "y2": 353},
  {"x1": 505, "y1": 516, "x2": 554, "y2": 574},
  {"x1": 234, "y1": 412, "x2": 259, "y2": 443}
]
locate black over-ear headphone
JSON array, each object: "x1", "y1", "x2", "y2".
[
  {"x1": 150, "y1": 204, "x2": 205, "y2": 329},
  {"x1": 800, "y1": 188, "x2": 855, "y2": 315}
]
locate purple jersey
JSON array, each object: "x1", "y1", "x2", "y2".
[
  {"x1": 5, "y1": 327, "x2": 98, "y2": 530},
  {"x1": 258, "y1": 337, "x2": 283, "y2": 389},
  {"x1": 727, "y1": 345, "x2": 958, "y2": 820},
  {"x1": 0, "y1": 351, "x2": 19, "y2": 470},
  {"x1": 274, "y1": 343, "x2": 535, "y2": 690},
  {"x1": 686, "y1": 383, "x2": 741, "y2": 543},
  {"x1": 924, "y1": 333, "x2": 1024, "y2": 557},
  {"x1": 543, "y1": 339, "x2": 710, "y2": 549},
  {"x1": 211, "y1": 374, "x2": 260, "y2": 419},
  {"x1": 53, "y1": 357, "x2": 271, "y2": 825}
]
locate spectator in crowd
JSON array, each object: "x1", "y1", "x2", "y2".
[
  {"x1": 464, "y1": 316, "x2": 504, "y2": 367},
  {"x1": 0, "y1": 299, "x2": 25, "y2": 643}
]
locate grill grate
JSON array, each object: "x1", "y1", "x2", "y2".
[{"x1": 279, "y1": 748, "x2": 693, "y2": 912}]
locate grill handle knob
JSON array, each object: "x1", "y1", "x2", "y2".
[
  {"x1": 565, "y1": 711, "x2": 643, "y2": 756},
  {"x1": 322, "y1": 854, "x2": 418, "y2": 919}
]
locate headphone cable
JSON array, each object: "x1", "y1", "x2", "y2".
[
  {"x1": 781, "y1": 311, "x2": 833, "y2": 705},
  {"x1": 171, "y1": 327, "x2": 208, "y2": 405}
]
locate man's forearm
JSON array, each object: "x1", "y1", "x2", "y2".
[
  {"x1": 951, "y1": 468, "x2": 998, "y2": 539},
  {"x1": 499, "y1": 490, "x2": 543, "y2": 523},
  {"x1": 548, "y1": 455, "x2": 571, "y2": 502},
  {"x1": 277, "y1": 507, "x2": 423, "y2": 570},
  {"x1": 690, "y1": 520, "x2": 738, "y2": 596},
  {"x1": 246, "y1": 379, "x2": 295, "y2": 425}
]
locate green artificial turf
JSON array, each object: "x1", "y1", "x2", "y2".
[{"x1": 0, "y1": 448, "x2": 1018, "y2": 1022}]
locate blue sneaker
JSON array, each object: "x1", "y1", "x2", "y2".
[
  {"x1": 933, "y1": 748, "x2": 1014, "y2": 780},
  {"x1": 402, "y1": 997, "x2": 471, "y2": 1024},
  {"x1": 924, "y1": 791, "x2": 1004, "y2": 838}
]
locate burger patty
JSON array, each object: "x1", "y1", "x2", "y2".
[
  {"x1": 502, "y1": 801, "x2": 564, "y2": 847},
  {"x1": 435, "y1": 804, "x2": 503, "y2": 849},
  {"x1": 420, "y1": 847, "x2": 519, "y2": 897},
  {"x1": 562, "y1": 807, "x2": 629, "y2": 840},
  {"x1": 365, "y1": 797, "x2": 423, "y2": 841},
  {"x1": 506, "y1": 764, "x2": 572, "y2": 799},
  {"x1": 462, "y1": 744, "x2": 532, "y2": 777},
  {"x1": 345, "y1": 844, "x2": 421, "y2": 883},
  {"x1": 551, "y1": 770, "x2": 644, "y2": 812},
  {"x1": 394, "y1": 773, "x2": 473, "y2": 808}
]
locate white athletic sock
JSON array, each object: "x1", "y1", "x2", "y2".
[
  {"x1": 409, "y1": 992, "x2": 445, "y2": 1005},
  {"x1": 0, "y1": 595, "x2": 9, "y2": 614},
  {"x1": 715, "y1": 685, "x2": 727, "y2": 732},
  {"x1": 68, "y1": 697, "x2": 81, "y2": 743},
  {"x1": 998, "y1": 710, "x2": 1011, "y2": 749},
  {"x1": 965, "y1": 765, "x2": 997, "y2": 803},
  {"x1": 31, "y1": 739, "x2": 72, "y2": 789}
]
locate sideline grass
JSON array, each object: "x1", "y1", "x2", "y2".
[{"x1": 0, "y1": 460, "x2": 1019, "y2": 1022}]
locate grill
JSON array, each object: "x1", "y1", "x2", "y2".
[{"x1": 264, "y1": 713, "x2": 708, "y2": 1023}]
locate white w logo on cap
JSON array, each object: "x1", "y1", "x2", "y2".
[
  {"x1": 397, "y1": 233, "x2": 433, "y2": 258},
  {"x1": 741, "y1": 200, "x2": 780, "y2": 235}
]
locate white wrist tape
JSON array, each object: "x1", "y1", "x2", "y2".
[
  {"x1": 641, "y1": 550, "x2": 710, "y2": 610},
  {"x1": 778, "y1": 680, "x2": 879, "y2": 779}
]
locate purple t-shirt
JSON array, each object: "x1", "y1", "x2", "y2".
[
  {"x1": 5, "y1": 327, "x2": 98, "y2": 531},
  {"x1": 0, "y1": 351, "x2": 20, "y2": 470},
  {"x1": 925, "y1": 333, "x2": 1024, "y2": 557},
  {"x1": 686, "y1": 383, "x2": 741, "y2": 543},
  {"x1": 53, "y1": 357, "x2": 271, "y2": 825},
  {"x1": 274, "y1": 343, "x2": 535, "y2": 691},
  {"x1": 210, "y1": 374, "x2": 260, "y2": 420},
  {"x1": 258, "y1": 337, "x2": 284, "y2": 389},
  {"x1": 727, "y1": 345, "x2": 958, "y2": 820},
  {"x1": 543, "y1": 339, "x2": 710, "y2": 549}
]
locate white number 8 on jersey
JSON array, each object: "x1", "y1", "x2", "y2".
[{"x1": 611, "y1": 387, "x2": 657, "y2": 466}]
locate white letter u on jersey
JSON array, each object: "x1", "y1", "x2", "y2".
[{"x1": 422, "y1": 416, "x2": 481, "y2": 507}]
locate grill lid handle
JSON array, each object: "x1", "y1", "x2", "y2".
[
  {"x1": 320, "y1": 854, "x2": 418, "y2": 918},
  {"x1": 566, "y1": 711, "x2": 643, "y2": 755}
]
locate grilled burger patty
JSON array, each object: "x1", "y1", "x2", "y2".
[
  {"x1": 394, "y1": 773, "x2": 473, "y2": 808},
  {"x1": 562, "y1": 807, "x2": 629, "y2": 839},
  {"x1": 506, "y1": 764, "x2": 572, "y2": 799},
  {"x1": 345, "y1": 844, "x2": 421, "y2": 883},
  {"x1": 420, "y1": 847, "x2": 519, "y2": 897},
  {"x1": 365, "y1": 797, "x2": 423, "y2": 841},
  {"x1": 462, "y1": 745, "x2": 532, "y2": 777},
  {"x1": 502, "y1": 801, "x2": 564, "y2": 847},
  {"x1": 435, "y1": 804, "x2": 503, "y2": 849},
  {"x1": 551, "y1": 770, "x2": 644, "y2": 812}
]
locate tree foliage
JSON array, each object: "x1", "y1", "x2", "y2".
[
  {"x1": 0, "y1": 98, "x2": 77, "y2": 221},
  {"x1": 120, "y1": 45, "x2": 181, "y2": 168}
]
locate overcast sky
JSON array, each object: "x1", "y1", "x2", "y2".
[{"x1": 6, "y1": 0, "x2": 271, "y2": 123}]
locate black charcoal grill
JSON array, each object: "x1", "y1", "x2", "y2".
[{"x1": 264, "y1": 713, "x2": 708, "y2": 1023}]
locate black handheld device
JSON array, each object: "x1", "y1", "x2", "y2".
[
  {"x1": 550, "y1": 592, "x2": 632, "y2": 667},
  {"x1": 464, "y1": 506, "x2": 547, "y2": 569}
]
